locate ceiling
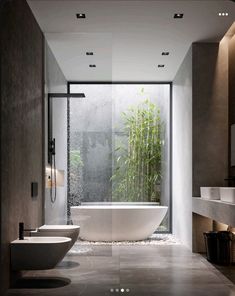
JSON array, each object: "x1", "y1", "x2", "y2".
[{"x1": 27, "y1": 0, "x2": 235, "y2": 82}]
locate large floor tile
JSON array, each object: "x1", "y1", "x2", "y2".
[{"x1": 7, "y1": 243, "x2": 235, "y2": 296}]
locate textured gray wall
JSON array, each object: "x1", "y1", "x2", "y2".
[
  {"x1": 172, "y1": 47, "x2": 193, "y2": 249},
  {"x1": 173, "y1": 42, "x2": 229, "y2": 250},
  {"x1": 0, "y1": 0, "x2": 44, "y2": 293},
  {"x1": 192, "y1": 43, "x2": 228, "y2": 196},
  {"x1": 70, "y1": 85, "x2": 113, "y2": 203}
]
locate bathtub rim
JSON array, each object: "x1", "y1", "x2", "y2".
[{"x1": 71, "y1": 205, "x2": 168, "y2": 210}]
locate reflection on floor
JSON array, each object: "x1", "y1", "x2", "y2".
[{"x1": 7, "y1": 236, "x2": 235, "y2": 296}]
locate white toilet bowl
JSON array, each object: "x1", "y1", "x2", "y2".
[{"x1": 31, "y1": 225, "x2": 80, "y2": 249}]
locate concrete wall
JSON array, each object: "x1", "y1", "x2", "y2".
[
  {"x1": 192, "y1": 42, "x2": 228, "y2": 196},
  {"x1": 0, "y1": 0, "x2": 44, "y2": 293},
  {"x1": 44, "y1": 42, "x2": 68, "y2": 224},
  {"x1": 173, "y1": 42, "x2": 229, "y2": 250},
  {"x1": 69, "y1": 84, "x2": 113, "y2": 204},
  {"x1": 172, "y1": 48, "x2": 193, "y2": 249}
]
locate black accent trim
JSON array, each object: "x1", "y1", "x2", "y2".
[
  {"x1": 68, "y1": 81, "x2": 172, "y2": 86},
  {"x1": 48, "y1": 93, "x2": 85, "y2": 98},
  {"x1": 169, "y1": 82, "x2": 173, "y2": 234},
  {"x1": 67, "y1": 84, "x2": 71, "y2": 221},
  {"x1": 48, "y1": 94, "x2": 53, "y2": 165}
]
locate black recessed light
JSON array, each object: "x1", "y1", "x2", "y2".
[
  {"x1": 86, "y1": 52, "x2": 94, "y2": 56},
  {"x1": 76, "y1": 13, "x2": 86, "y2": 19},
  {"x1": 162, "y1": 52, "x2": 169, "y2": 56},
  {"x1": 158, "y1": 64, "x2": 165, "y2": 68},
  {"x1": 174, "y1": 13, "x2": 183, "y2": 19},
  {"x1": 89, "y1": 64, "x2": 96, "y2": 68}
]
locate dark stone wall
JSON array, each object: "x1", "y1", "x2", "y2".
[
  {"x1": 0, "y1": 0, "x2": 44, "y2": 294},
  {"x1": 192, "y1": 43, "x2": 228, "y2": 196}
]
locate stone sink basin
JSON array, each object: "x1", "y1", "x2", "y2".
[
  {"x1": 220, "y1": 187, "x2": 235, "y2": 204},
  {"x1": 200, "y1": 187, "x2": 220, "y2": 200},
  {"x1": 10, "y1": 236, "x2": 71, "y2": 270}
]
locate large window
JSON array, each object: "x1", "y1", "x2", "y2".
[{"x1": 68, "y1": 83, "x2": 171, "y2": 232}]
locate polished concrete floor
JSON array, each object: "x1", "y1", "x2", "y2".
[{"x1": 7, "y1": 243, "x2": 235, "y2": 296}]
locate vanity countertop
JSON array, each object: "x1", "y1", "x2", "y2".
[{"x1": 193, "y1": 197, "x2": 235, "y2": 226}]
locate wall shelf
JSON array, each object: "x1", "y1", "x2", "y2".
[{"x1": 193, "y1": 197, "x2": 235, "y2": 227}]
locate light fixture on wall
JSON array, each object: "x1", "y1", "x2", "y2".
[
  {"x1": 89, "y1": 64, "x2": 96, "y2": 68},
  {"x1": 86, "y1": 52, "x2": 94, "y2": 55},
  {"x1": 158, "y1": 64, "x2": 165, "y2": 68},
  {"x1": 162, "y1": 52, "x2": 169, "y2": 56}
]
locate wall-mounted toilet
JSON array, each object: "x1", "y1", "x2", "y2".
[
  {"x1": 31, "y1": 225, "x2": 80, "y2": 249},
  {"x1": 11, "y1": 236, "x2": 71, "y2": 270}
]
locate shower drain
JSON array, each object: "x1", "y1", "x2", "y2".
[{"x1": 110, "y1": 288, "x2": 130, "y2": 293}]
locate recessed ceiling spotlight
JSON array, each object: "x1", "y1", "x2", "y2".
[
  {"x1": 162, "y1": 52, "x2": 169, "y2": 56},
  {"x1": 218, "y1": 12, "x2": 229, "y2": 16},
  {"x1": 76, "y1": 13, "x2": 86, "y2": 19},
  {"x1": 174, "y1": 13, "x2": 183, "y2": 19},
  {"x1": 86, "y1": 52, "x2": 94, "y2": 56},
  {"x1": 158, "y1": 64, "x2": 165, "y2": 68},
  {"x1": 89, "y1": 64, "x2": 96, "y2": 68}
]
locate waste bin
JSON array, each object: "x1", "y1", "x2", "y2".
[
  {"x1": 203, "y1": 231, "x2": 218, "y2": 263},
  {"x1": 217, "y1": 231, "x2": 232, "y2": 265},
  {"x1": 204, "y1": 231, "x2": 232, "y2": 265}
]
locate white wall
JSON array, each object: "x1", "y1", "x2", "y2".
[
  {"x1": 44, "y1": 41, "x2": 68, "y2": 224},
  {"x1": 172, "y1": 48, "x2": 192, "y2": 249}
]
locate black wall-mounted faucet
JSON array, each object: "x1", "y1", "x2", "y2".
[
  {"x1": 19, "y1": 222, "x2": 36, "y2": 240},
  {"x1": 224, "y1": 176, "x2": 235, "y2": 187}
]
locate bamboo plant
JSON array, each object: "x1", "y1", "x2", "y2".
[{"x1": 112, "y1": 99, "x2": 163, "y2": 202}]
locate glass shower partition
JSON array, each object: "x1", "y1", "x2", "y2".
[{"x1": 68, "y1": 83, "x2": 171, "y2": 232}]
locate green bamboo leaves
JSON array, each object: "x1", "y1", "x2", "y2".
[
  {"x1": 112, "y1": 99, "x2": 163, "y2": 202},
  {"x1": 70, "y1": 150, "x2": 83, "y2": 168}
]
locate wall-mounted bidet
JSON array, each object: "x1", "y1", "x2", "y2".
[
  {"x1": 10, "y1": 236, "x2": 71, "y2": 270},
  {"x1": 30, "y1": 225, "x2": 80, "y2": 249}
]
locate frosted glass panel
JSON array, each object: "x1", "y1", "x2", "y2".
[
  {"x1": 69, "y1": 84, "x2": 171, "y2": 231},
  {"x1": 69, "y1": 85, "x2": 112, "y2": 206}
]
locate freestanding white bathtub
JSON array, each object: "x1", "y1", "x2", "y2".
[{"x1": 70, "y1": 202, "x2": 168, "y2": 241}]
